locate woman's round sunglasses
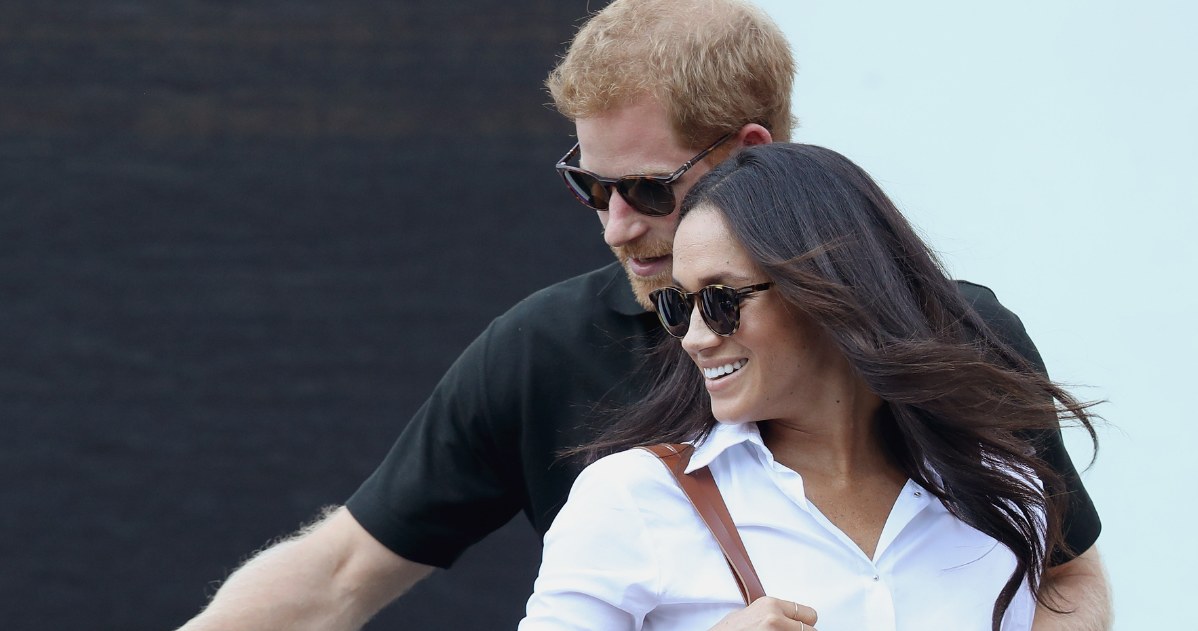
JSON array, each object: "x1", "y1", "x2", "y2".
[
  {"x1": 555, "y1": 133, "x2": 733, "y2": 217},
  {"x1": 649, "y1": 282, "x2": 773, "y2": 338}
]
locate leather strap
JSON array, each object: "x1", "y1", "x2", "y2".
[{"x1": 641, "y1": 443, "x2": 766, "y2": 604}]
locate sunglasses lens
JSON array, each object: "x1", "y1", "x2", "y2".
[
  {"x1": 562, "y1": 169, "x2": 610, "y2": 210},
  {"x1": 699, "y1": 286, "x2": 739, "y2": 336},
  {"x1": 618, "y1": 178, "x2": 676, "y2": 217},
  {"x1": 651, "y1": 288, "x2": 692, "y2": 338}
]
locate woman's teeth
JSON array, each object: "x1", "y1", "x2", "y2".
[{"x1": 703, "y1": 359, "x2": 747, "y2": 380}]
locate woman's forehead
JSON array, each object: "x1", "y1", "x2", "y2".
[{"x1": 672, "y1": 209, "x2": 758, "y2": 287}]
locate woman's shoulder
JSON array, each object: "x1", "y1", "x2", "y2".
[
  {"x1": 568, "y1": 447, "x2": 691, "y2": 510},
  {"x1": 579, "y1": 447, "x2": 679, "y2": 485}
]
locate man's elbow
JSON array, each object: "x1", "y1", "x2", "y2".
[{"x1": 1036, "y1": 545, "x2": 1112, "y2": 630}]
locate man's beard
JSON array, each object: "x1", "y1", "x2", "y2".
[{"x1": 611, "y1": 237, "x2": 673, "y2": 310}]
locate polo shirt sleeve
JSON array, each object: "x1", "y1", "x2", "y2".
[
  {"x1": 345, "y1": 313, "x2": 527, "y2": 568},
  {"x1": 955, "y1": 280, "x2": 1102, "y2": 563},
  {"x1": 520, "y1": 453, "x2": 663, "y2": 630}
]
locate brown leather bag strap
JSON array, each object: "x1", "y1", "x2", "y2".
[{"x1": 641, "y1": 443, "x2": 766, "y2": 605}]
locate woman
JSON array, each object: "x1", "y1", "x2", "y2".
[{"x1": 520, "y1": 143, "x2": 1096, "y2": 631}]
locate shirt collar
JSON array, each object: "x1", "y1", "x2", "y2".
[
  {"x1": 685, "y1": 421, "x2": 765, "y2": 473},
  {"x1": 596, "y1": 262, "x2": 651, "y2": 316},
  {"x1": 687, "y1": 421, "x2": 949, "y2": 483}
]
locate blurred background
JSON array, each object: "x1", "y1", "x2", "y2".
[
  {"x1": 1, "y1": 1, "x2": 610, "y2": 628},
  {"x1": 761, "y1": 0, "x2": 1196, "y2": 628},
  {"x1": 2, "y1": 0, "x2": 1193, "y2": 629}
]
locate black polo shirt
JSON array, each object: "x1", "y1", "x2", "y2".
[
  {"x1": 347, "y1": 263, "x2": 1099, "y2": 568},
  {"x1": 347, "y1": 263, "x2": 660, "y2": 567}
]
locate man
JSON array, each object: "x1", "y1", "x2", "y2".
[{"x1": 179, "y1": 1, "x2": 1110, "y2": 629}]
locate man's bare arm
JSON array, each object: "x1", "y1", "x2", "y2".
[
  {"x1": 1033, "y1": 545, "x2": 1112, "y2": 630},
  {"x1": 176, "y1": 506, "x2": 434, "y2": 631}
]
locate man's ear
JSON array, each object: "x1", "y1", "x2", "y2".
[{"x1": 737, "y1": 123, "x2": 773, "y2": 148}]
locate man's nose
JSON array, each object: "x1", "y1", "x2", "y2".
[{"x1": 601, "y1": 191, "x2": 651, "y2": 247}]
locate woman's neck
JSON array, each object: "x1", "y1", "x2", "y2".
[
  {"x1": 759, "y1": 386, "x2": 908, "y2": 560},
  {"x1": 759, "y1": 381, "x2": 893, "y2": 484}
]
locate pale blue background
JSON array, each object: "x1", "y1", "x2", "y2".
[{"x1": 758, "y1": 1, "x2": 1196, "y2": 627}]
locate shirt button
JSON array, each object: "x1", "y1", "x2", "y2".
[
  {"x1": 913, "y1": 491, "x2": 922, "y2": 497},
  {"x1": 873, "y1": 575, "x2": 880, "y2": 581}
]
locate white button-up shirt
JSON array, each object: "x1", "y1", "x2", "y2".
[{"x1": 521, "y1": 421, "x2": 1036, "y2": 631}]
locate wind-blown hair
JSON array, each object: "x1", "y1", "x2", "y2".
[
  {"x1": 546, "y1": 0, "x2": 795, "y2": 148},
  {"x1": 583, "y1": 143, "x2": 1098, "y2": 629}
]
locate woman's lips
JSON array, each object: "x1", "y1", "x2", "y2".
[{"x1": 702, "y1": 359, "x2": 747, "y2": 394}]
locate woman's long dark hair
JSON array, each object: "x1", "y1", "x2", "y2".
[{"x1": 581, "y1": 143, "x2": 1098, "y2": 629}]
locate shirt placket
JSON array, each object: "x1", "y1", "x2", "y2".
[{"x1": 763, "y1": 455, "x2": 932, "y2": 631}]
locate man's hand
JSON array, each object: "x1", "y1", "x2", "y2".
[
  {"x1": 177, "y1": 506, "x2": 434, "y2": 631},
  {"x1": 1033, "y1": 545, "x2": 1112, "y2": 630},
  {"x1": 709, "y1": 597, "x2": 819, "y2": 631}
]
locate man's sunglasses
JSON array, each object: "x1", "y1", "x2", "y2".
[
  {"x1": 649, "y1": 282, "x2": 773, "y2": 338},
  {"x1": 555, "y1": 133, "x2": 733, "y2": 217}
]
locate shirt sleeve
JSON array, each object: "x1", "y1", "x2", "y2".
[
  {"x1": 345, "y1": 315, "x2": 525, "y2": 567},
  {"x1": 520, "y1": 453, "x2": 663, "y2": 631},
  {"x1": 344, "y1": 265, "x2": 650, "y2": 568},
  {"x1": 955, "y1": 280, "x2": 1102, "y2": 562}
]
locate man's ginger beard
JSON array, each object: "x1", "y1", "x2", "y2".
[{"x1": 611, "y1": 235, "x2": 674, "y2": 310}]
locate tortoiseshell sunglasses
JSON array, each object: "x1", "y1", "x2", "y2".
[
  {"x1": 649, "y1": 282, "x2": 773, "y2": 338},
  {"x1": 554, "y1": 133, "x2": 733, "y2": 217}
]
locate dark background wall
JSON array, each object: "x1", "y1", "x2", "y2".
[{"x1": 0, "y1": 2, "x2": 613, "y2": 628}]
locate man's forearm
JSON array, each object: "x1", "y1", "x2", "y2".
[
  {"x1": 179, "y1": 535, "x2": 360, "y2": 631},
  {"x1": 177, "y1": 507, "x2": 433, "y2": 631},
  {"x1": 1033, "y1": 546, "x2": 1111, "y2": 631}
]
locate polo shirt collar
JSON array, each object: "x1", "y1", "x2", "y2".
[{"x1": 597, "y1": 262, "x2": 652, "y2": 316}]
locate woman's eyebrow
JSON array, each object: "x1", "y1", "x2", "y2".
[{"x1": 673, "y1": 271, "x2": 757, "y2": 289}]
